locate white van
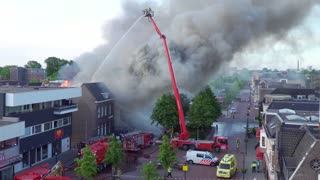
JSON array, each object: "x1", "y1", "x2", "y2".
[{"x1": 186, "y1": 150, "x2": 219, "y2": 166}]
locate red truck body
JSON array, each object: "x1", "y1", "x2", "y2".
[
  {"x1": 122, "y1": 131, "x2": 154, "y2": 151},
  {"x1": 79, "y1": 141, "x2": 108, "y2": 166},
  {"x1": 14, "y1": 162, "x2": 70, "y2": 180}
]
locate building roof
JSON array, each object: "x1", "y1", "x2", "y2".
[
  {"x1": 280, "y1": 125, "x2": 306, "y2": 157},
  {"x1": 268, "y1": 100, "x2": 320, "y2": 112},
  {"x1": 0, "y1": 85, "x2": 76, "y2": 93},
  {"x1": 82, "y1": 82, "x2": 111, "y2": 101},
  {"x1": 271, "y1": 88, "x2": 315, "y2": 96}
]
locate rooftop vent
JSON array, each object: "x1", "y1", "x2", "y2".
[
  {"x1": 279, "y1": 108, "x2": 296, "y2": 115},
  {"x1": 286, "y1": 115, "x2": 306, "y2": 121}
]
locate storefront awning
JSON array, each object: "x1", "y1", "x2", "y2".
[
  {"x1": 256, "y1": 146, "x2": 264, "y2": 160},
  {"x1": 256, "y1": 127, "x2": 263, "y2": 138}
]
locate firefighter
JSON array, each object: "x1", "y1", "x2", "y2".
[
  {"x1": 251, "y1": 161, "x2": 257, "y2": 172},
  {"x1": 167, "y1": 166, "x2": 173, "y2": 178}
]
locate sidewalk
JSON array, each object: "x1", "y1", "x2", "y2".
[{"x1": 241, "y1": 136, "x2": 265, "y2": 180}]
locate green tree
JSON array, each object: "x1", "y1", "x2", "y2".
[
  {"x1": 151, "y1": 93, "x2": 179, "y2": 135},
  {"x1": 30, "y1": 78, "x2": 40, "y2": 83},
  {"x1": 151, "y1": 93, "x2": 189, "y2": 137},
  {"x1": 103, "y1": 136, "x2": 124, "y2": 179},
  {"x1": 141, "y1": 162, "x2": 160, "y2": 180},
  {"x1": 44, "y1": 57, "x2": 71, "y2": 80},
  {"x1": 0, "y1": 65, "x2": 16, "y2": 80},
  {"x1": 24, "y1": 60, "x2": 42, "y2": 69},
  {"x1": 188, "y1": 86, "x2": 221, "y2": 139},
  {"x1": 158, "y1": 135, "x2": 176, "y2": 171},
  {"x1": 74, "y1": 145, "x2": 98, "y2": 180}
]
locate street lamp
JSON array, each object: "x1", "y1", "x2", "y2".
[{"x1": 245, "y1": 107, "x2": 250, "y2": 156}]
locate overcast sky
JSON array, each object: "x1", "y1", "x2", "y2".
[{"x1": 0, "y1": 0, "x2": 319, "y2": 70}]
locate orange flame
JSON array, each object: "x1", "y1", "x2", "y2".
[{"x1": 60, "y1": 80, "x2": 70, "y2": 87}]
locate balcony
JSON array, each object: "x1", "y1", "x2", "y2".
[{"x1": 54, "y1": 104, "x2": 78, "y2": 115}]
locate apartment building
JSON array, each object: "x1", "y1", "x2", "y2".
[
  {"x1": 71, "y1": 82, "x2": 114, "y2": 147},
  {"x1": 0, "y1": 85, "x2": 81, "y2": 172},
  {"x1": 0, "y1": 117, "x2": 24, "y2": 180},
  {"x1": 259, "y1": 100, "x2": 319, "y2": 180}
]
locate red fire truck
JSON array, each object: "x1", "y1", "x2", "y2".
[
  {"x1": 78, "y1": 141, "x2": 109, "y2": 171},
  {"x1": 14, "y1": 161, "x2": 70, "y2": 180},
  {"x1": 122, "y1": 131, "x2": 154, "y2": 151},
  {"x1": 143, "y1": 8, "x2": 228, "y2": 152}
]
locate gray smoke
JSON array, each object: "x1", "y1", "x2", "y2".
[{"x1": 69, "y1": 0, "x2": 319, "y2": 130}]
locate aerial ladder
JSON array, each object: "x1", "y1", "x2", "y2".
[
  {"x1": 143, "y1": 8, "x2": 229, "y2": 152},
  {"x1": 143, "y1": 8, "x2": 189, "y2": 141}
]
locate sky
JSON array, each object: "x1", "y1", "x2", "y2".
[
  {"x1": 0, "y1": 0, "x2": 319, "y2": 70},
  {"x1": 0, "y1": 0, "x2": 121, "y2": 67}
]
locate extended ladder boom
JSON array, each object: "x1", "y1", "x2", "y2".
[{"x1": 143, "y1": 8, "x2": 189, "y2": 140}]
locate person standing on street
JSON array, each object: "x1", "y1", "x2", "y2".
[
  {"x1": 167, "y1": 166, "x2": 173, "y2": 178},
  {"x1": 236, "y1": 138, "x2": 241, "y2": 153},
  {"x1": 251, "y1": 161, "x2": 257, "y2": 173}
]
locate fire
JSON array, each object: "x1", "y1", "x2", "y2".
[{"x1": 60, "y1": 80, "x2": 70, "y2": 87}]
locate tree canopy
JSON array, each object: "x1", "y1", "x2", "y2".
[
  {"x1": 44, "y1": 57, "x2": 72, "y2": 80},
  {"x1": 74, "y1": 145, "x2": 98, "y2": 180},
  {"x1": 188, "y1": 86, "x2": 221, "y2": 138},
  {"x1": 151, "y1": 93, "x2": 190, "y2": 133},
  {"x1": 24, "y1": 60, "x2": 42, "y2": 69},
  {"x1": 0, "y1": 65, "x2": 17, "y2": 80},
  {"x1": 141, "y1": 162, "x2": 160, "y2": 180},
  {"x1": 158, "y1": 135, "x2": 177, "y2": 170},
  {"x1": 104, "y1": 136, "x2": 124, "y2": 178}
]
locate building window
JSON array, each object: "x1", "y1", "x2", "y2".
[
  {"x1": 97, "y1": 125, "x2": 100, "y2": 136},
  {"x1": 42, "y1": 144, "x2": 48, "y2": 160},
  {"x1": 104, "y1": 106, "x2": 107, "y2": 117},
  {"x1": 36, "y1": 147, "x2": 41, "y2": 162},
  {"x1": 44, "y1": 122, "x2": 52, "y2": 131},
  {"x1": 22, "y1": 151, "x2": 29, "y2": 168},
  {"x1": 63, "y1": 117, "x2": 70, "y2": 125},
  {"x1": 261, "y1": 136, "x2": 266, "y2": 147},
  {"x1": 32, "y1": 125, "x2": 42, "y2": 134},
  {"x1": 108, "y1": 104, "x2": 112, "y2": 115},
  {"x1": 97, "y1": 107, "x2": 101, "y2": 118},
  {"x1": 23, "y1": 105, "x2": 30, "y2": 111},
  {"x1": 24, "y1": 127, "x2": 31, "y2": 137}
]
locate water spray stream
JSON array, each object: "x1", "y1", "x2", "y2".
[{"x1": 91, "y1": 15, "x2": 144, "y2": 81}]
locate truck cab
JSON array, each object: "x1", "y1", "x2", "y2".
[
  {"x1": 216, "y1": 154, "x2": 237, "y2": 178},
  {"x1": 186, "y1": 150, "x2": 219, "y2": 166}
]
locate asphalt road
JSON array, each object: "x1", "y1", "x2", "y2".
[{"x1": 95, "y1": 98, "x2": 262, "y2": 180}]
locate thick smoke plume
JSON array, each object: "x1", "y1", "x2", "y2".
[{"x1": 69, "y1": 0, "x2": 319, "y2": 131}]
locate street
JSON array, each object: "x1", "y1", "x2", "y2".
[
  {"x1": 56, "y1": 90, "x2": 265, "y2": 179},
  {"x1": 95, "y1": 98, "x2": 265, "y2": 180}
]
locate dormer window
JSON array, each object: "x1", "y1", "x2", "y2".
[
  {"x1": 297, "y1": 95, "x2": 306, "y2": 100},
  {"x1": 101, "y1": 93, "x2": 109, "y2": 99}
]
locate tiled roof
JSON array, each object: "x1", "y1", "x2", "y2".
[
  {"x1": 271, "y1": 88, "x2": 315, "y2": 96},
  {"x1": 307, "y1": 126, "x2": 320, "y2": 140},
  {"x1": 83, "y1": 82, "x2": 111, "y2": 101},
  {"x1": 268, "y1": 100, "x2": 320, "y2": 112},
  {"x1": 280, "y1": 125, "x2": 305, "y2": 157}
]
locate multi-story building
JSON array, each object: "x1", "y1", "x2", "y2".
[
  {"x1": 259, "y1": 100, "x2": 319, "y2": 180},
  {"x1": 0, "y1": 117, "x2": 24, "y2": 180},
  {"x1": 71, "y1": 82, "x2": 114, "y2": 147},
  {"x1": 0, "y1": 85, "x2": 81, "y2": 172},
  {"x1": 10, "y1": 67, "x2": 46, "y2": 83}
]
